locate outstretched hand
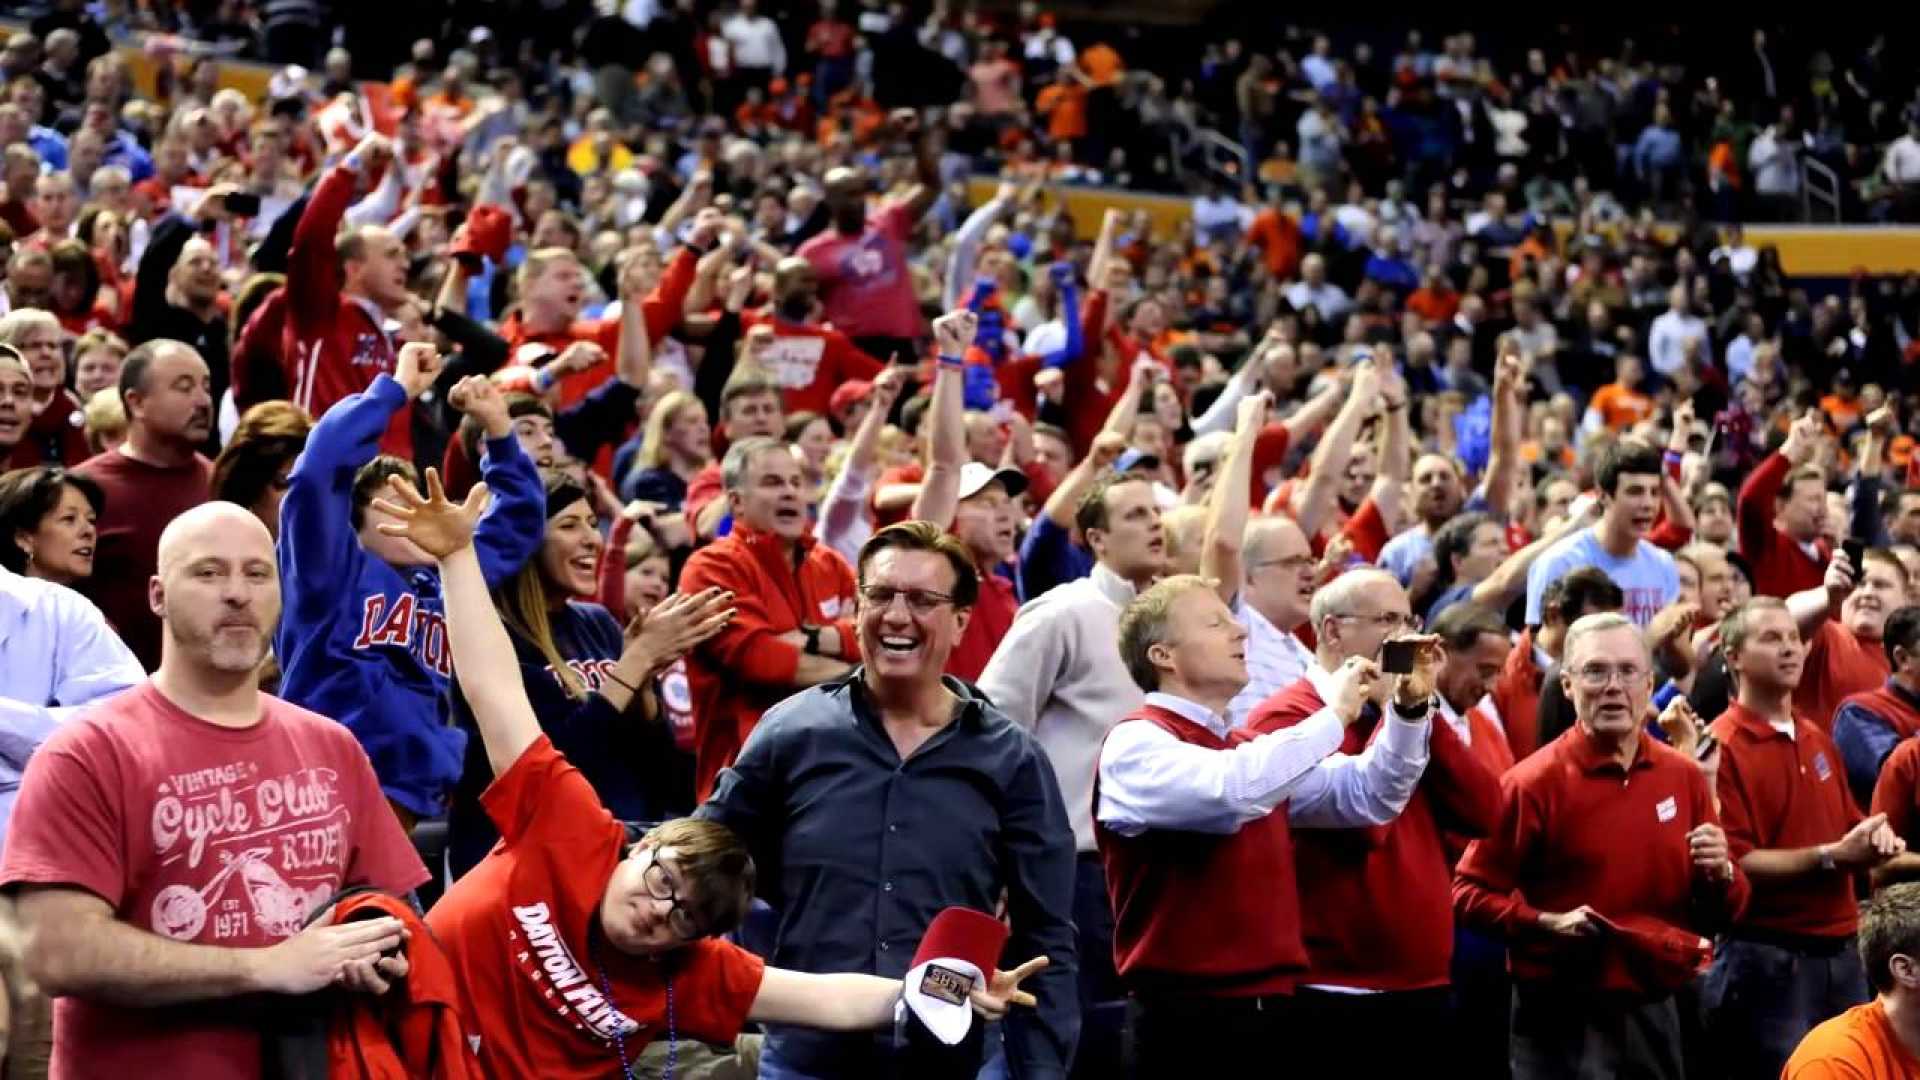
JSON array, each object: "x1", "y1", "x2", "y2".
[
  {"x1": 372, "y1": 469, "x2": 490, "y2": 560},
  {"x1": 625, "y1": 587, "x2": 736, "y2": 673},
  {"x1": 970, "y1": 956, "x2": 1048, "y2": 1022}
]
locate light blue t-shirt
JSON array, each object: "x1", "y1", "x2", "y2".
[
  {"x1": 1378, "y1": 490, "x2": 1492, "y2": 586},
  {"x1": 1523, "y1": 527, "x2": 1680, "y2": 628}
]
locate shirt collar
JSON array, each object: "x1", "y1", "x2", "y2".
[
  {"x1": 1144, "y1": 691, "x2": 1230, "y2": 738},
  {"x1": 1088, "y1": 562, "x2": 1138, "y2": 609},
  {"x1": 1887, "y1": 679, "x2": 1920, "y2": 712},
  {"x1": 0, "y1": 564, "x2": 42, "y2": 626},
  {"x1": 1566, "y1": 724, "x2": 1656, "y2": 775},
  {"x1": 1723, "y1": 700, "x2": 1800, "y2": 742}
]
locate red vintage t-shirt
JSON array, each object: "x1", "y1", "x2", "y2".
[
  {"x1": 426, "y1": 735, "x2": 765, "y2": 1076},
  {"x1": 739, "y1": 311, "x2": 885, "y2": 415},
  {"x1": 796, "y1": 201, "x2": 923, "y2": 341},
  {"x1": 0, "y1": 681, "x2": 426, "y2": 1080}
]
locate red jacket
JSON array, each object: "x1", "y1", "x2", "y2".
[
  {"x1": 1490, "y1": 628, "x2": 1546, "y2": 763},
  {"x1": 1249, "y1": 679, "x2": 1501, "y2": 991},
  {"x1": 284, "y1": 164, "x2": 409, "y2": 458},
  {"x1": 1736, "y1": 451, "x2": 1829, "y2": 599},
  {"x1": 498, "y1": 246, "x2": 699, "y2": 410},
  {"x1": 318, "y1": 892, "x2": 484, "y2": 1079},
  {"x1": 678, "y1": 522, "x2": 861, "y2": 801}
]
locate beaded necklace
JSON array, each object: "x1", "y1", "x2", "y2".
[{"x1": 590, "y1": 928, "x2": 675, "y2": 1080}]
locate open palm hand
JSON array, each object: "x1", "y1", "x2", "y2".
[{"x1": 372, "y1": 468, "x2": 490, "y2": 560}]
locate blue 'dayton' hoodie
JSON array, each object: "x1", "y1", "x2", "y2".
[{"x1": 275, "y1": 374, "x2": 545, "y2": 818}]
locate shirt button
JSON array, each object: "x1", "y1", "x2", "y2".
[
  {"x1": 883, "y1": 881, "x2": 895, "y2": 892},
  {"x1": 888, "y1": 823, "x2": 900, "y2": 833},
  {"x1": 879, "y1": 941, "x2": 890, "y2": 951}
]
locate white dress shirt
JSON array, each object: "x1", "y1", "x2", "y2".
[
  {"x1": 1096, "y1": 683, "x2": 1431, "y2": 838},
  {"x1": 722, "y1": 14, "x2": 787, "y2": 72},
  {"x1": 1647, "y1": 308, "x2": 1708, "y2": 376},
  {"x1": 1226, "y1": 597, "x2": 1315, "y2": 728}
]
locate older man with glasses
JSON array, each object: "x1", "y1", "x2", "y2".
[
  {"x1": 1244, "y1": 566, "x2": 1498, "y2": 1072},
  {"x1": 1455, "y1": 611, "x2": 1749, "y2": 1080}
]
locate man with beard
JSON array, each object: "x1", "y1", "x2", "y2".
[
  {"x1": 129, "y1": 186, "x2": 236, "y2": 411},
  {"x1": 741, "y1": 257, "x2": 886, "y2": 415},
  {"x1": 74, "y1": 340, "x2": 215, "y2": 668},
  {"x1": 1704, "y1": 598, "x2": 1900, "y2": 1077},
  {"x1": 0, "y1": 501, "x2": 426, "y2": 1077},
  {"x1": 1378, "y1": 353, "x2": 1523, "y2": 587}
]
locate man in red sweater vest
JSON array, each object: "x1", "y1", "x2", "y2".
[
  {"x1": 1095, "y1": 574, "x2": 1435, "y2": 1077},
  {"x1": 1839, "y1": 607, "x2": 1920, "y2": 807},
  {"x1": 1704, "y1": 597, "x2": 1900, "y2": 1077},
  {"x1": 1246, "y1": 569, "x2": 1500, "y2": 1072},
  {"x1": 1786, "y1": 547, "x2": 1903, "y2": 732},
  {"x1": 1737, "y1": 410, "x2": 1832, "y2": 600},
  {"x1": 1453, "y1": 612, "x2": 1749, "y2": 1080}
]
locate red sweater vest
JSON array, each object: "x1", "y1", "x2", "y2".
[
  {"x1": 1247, "y1": 679, "x2": 1502, "y2": 991},
  {"x1": 1094, "y1": 705, "x2": 1305, "y2": 996}
]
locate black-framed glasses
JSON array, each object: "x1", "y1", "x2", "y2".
[
  {"x1": 640, "y1": 851, "x2": 702, "y2": 939},
  {"x1": 860, "y1": 584, "x2": 957, "y2": 615}
]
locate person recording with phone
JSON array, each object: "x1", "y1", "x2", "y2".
[
  {"x1": 1244, "y1": 567, "x2": 1496, "y2": 1070},
  {"x1": 1095, "y1": 573, "x2": 1432, "y2": 1076}
]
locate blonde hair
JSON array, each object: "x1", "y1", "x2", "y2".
[
  {"x1": 513, "y1": 246, "x2": 582, "y2": 296},
  {"x1": 72, "y1": 327, "x2": 129, "y2": 361},
  {"x1": 82, "y1": 387, "x2": 126, "y2": 452},
  {"x1": 637, "y1": 390, "x2": 705, "y2": 471},
  {"x1": 1117, "y1": 573, "x2": 1219, "y2": 692}
]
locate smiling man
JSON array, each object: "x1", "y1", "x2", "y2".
[
  {"x1": 701, "y1": 521, "x2": 1079, "y2": 1079},
  {"x1": 679, "y1": 436, "x2": 861, "y2": 801}
]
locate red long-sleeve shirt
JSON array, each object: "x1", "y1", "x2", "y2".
[
  {"x1": 1490, "y1": 628, "x2": 1547, "y2": 763},
  {"x1": 283, "y1": 163, "x2": 410, "y2": 458},
  {"x1": 738, "y1": 311, "x2": 884, "y2": 416},
  {"x1": 1248, "y1": 679, "x2": 1501, "y2": 991},
  {"x1": 1453, "y1": 726, "x2": 1749, "y2": 995},
  {"x1": 677, "y1": 523, "x2": 860, "y2": 801},
  {"x1": 498, "y1": 247, "x2": 700, "y2": 410},
  {"x1": 1710, "y1": 703, "x2": 1862, "y2": 939},
  {"x1": 1796, "y1": 619, "x2": 1891, "y2": 732},
  {"x1": 1737, "y1": 451, "x2": 1830, "y2": 599}
]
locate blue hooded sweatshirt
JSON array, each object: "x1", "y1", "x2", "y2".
[{"x1": 275, "y1": 374, "x2": 545, "y2": 818}]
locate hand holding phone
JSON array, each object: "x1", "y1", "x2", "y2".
[{"x1": 1844, "y1": 539, "x2": 1866, "y2": 577}]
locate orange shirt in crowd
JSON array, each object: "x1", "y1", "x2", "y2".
[
  {"x1": 1406, "y1": 284, "x2": 1461, "y2": 325},
  {"x1": 1246, "y1": 208, "x2": 1302, "y2": 280},
  {"x1": 1080, "y1": 43, "x2": 1123, "y2": 86},
  {"x1": 1783, "y1": 1000, "x2": 1920, "y2": 1079},
  {"x1": 1035, "y1": 82, "x2": 1089, "y2": 142},
  {"x1": 1587, "y1": 382, "x2": 1655, "y2": 431}
]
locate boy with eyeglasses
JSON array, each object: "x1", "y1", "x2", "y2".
[
  {"x1": 1455, "y1": 611, "x2": 1748, "y2": 1080},
  {"x1": 377, "y1": 475, "x2": 1051, "y2": 1080}
]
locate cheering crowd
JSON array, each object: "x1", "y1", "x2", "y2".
[{"x1": 6, "y1": 3, "x2": 1920, "y2": 1078}]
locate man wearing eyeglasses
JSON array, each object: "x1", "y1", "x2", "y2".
[
  {"x1": 1455, "y1": 612, "x2": 1749, "y2": 1080},
  {"x1": 702, "y1": 521, "x2": 1079, "y2": 1080},
  {"x1": 679, "y1": 436, "x2": 861, "y2": 802},
  {"x1": 1245, "y1": 567, "x2": 1498, "y2": 1071}
]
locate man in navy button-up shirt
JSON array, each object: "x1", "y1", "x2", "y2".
[{"x1": 701, "y1": 520, "x2": 1079, "y2": 1078}]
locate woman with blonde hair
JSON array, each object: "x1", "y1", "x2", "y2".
[
  {"x1": 0, "y1": 308, "x2": 87, "y2": 468},
  {"x1": 618, "y1": 388, "x2": 711, "y2": 510},
  {"x1": 70, "y1": 327, "x2": 129, "y2": 400}
]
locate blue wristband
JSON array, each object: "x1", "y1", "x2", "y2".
[{"x1": 937, "y1": 354, "x2": 966, "y2": 369}]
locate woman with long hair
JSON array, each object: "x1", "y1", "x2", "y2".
[
  {"x1": 0, "y1": 465, "x2": 104, "y2": 586},
  {"x1": 446, "y1": 469, "x2": 727, "y2": 878},
  {"x1": 618, "y1": 388, "x2": 711, "y2": 510},
  {"x1": 210, "y1": 400, "x2": 313, "y2": 541}
]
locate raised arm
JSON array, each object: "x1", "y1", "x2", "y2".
[
  {"x1": 910, "y1": 310, "x2": 977, "y2": 529},
  {"x1": 892, "y1": 109, "x2": 943, "y2": 225},
  {"x1": 1202, "y1": 392, "x2": 1273, "y2": 605},
  {"x1": 945, "y1": 178, "x2": 1016, "y2": 310},
  {"x1": 1293, "y1": 362, "x2": 1381, "y2": 539},
  {"x1": 1040, "y1": 431, "x2": 1127, "y2": 529},
  {"x1": 1787, "y1": 550, "x2": 1854, "y2": 636},
  {"x1": 1472, "y1": 501, "x2": 1594, "y2": 610},
  {"x1": 1099, "y1": 354, "x2": 1159, "y2": 443},
  {"x1": 1369, "y1": 361, "x2": 1414, "y2": 534},
  {"x1": 1482, "y1": 352, "x2": 1524, "y2": 521},
  {"x1": 1279, "y1": 375, "x2": 1347, "y2": 447},
  {"x1": 819, "y1": 369, "x2": 906, "y2": 563}
]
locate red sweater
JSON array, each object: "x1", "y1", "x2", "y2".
[
  {"x1": 1736, "y1": 451, "x2": 1830, "y2": 599},
  {"x1": 678, "y1": 523, "x2": 860, "y2": 801},
  {"x1": 73, "y1": 448, "x2": 212, "y2": 670},
  {"x1": 1796, "y1": 620, "x2": 1891, "y2": 733},
  {"x1": 1248, "y1": 679, "x2": 1501, "y2": 991},
  {"x1": 1490, "y1": 628, "x2": 1546, "y2": 763},
  {"x1": 1710, "y1": 703, "x2": 1862, "y2": 939},
  {"x1": 283, "y1": 164, "x2": 410, "y2": 458},
  {"x1": 1095, "y1": 705, "x2": 1306, "y2": 996},
  {"x1": 4, "y1": 390, "x2": 90, "y2": 469},
  {"x1": 1453, "y1": 726, "x2": 1750, "y2": 995},
  {"x1": 1872, "y1": 738, "x2": 1920, "y2": 855},
  {"x1": 944, "y1": 564, "x2": 1016, "y2": 683}
]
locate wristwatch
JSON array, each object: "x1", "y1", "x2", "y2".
[
  {"x1": 1817, "y1": 844, "x2": 1838, "y2": 872},
  {"x1": 802, "y1": 626, "x2": 823, "y2": 655}
]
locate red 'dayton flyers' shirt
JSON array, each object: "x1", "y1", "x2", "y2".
[
  {"x1": 0, "y1": 682, "x2": 427, "y2": 1080},
  {"x1": 426, "y1": 735, "x2": 766, "y2": 1075},
  {"x1": 796, "y1": 201, "x2": 924, "y2": 341},
  {"x1": 739, "y1": 311, "x2": 885, "y2": 415}
]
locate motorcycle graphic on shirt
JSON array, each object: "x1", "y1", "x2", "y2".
[{"x1": 151, "y1": 845, "x2": 334, "y2": 941}]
